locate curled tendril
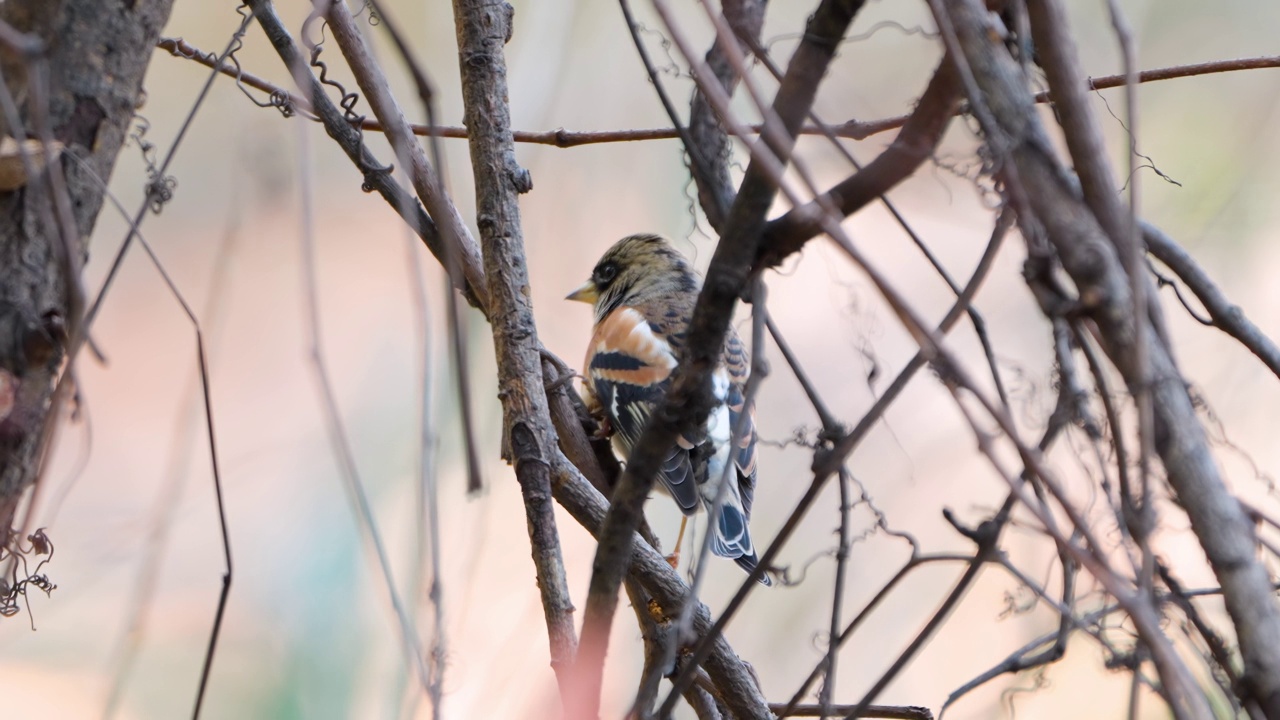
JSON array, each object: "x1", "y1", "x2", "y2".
[
  {"x1": 268, "y1": 90, "x2": 296, "y2": 118},
  {"x1": 305, "y1": 42, "x2": 391, "y2": 181},
  {"x1": 0, "y1": 528, "x2": 57, "y2": 626},
  {"x1": 128, "y1": 115, "x2": 177, "y2": 212},
  {"x1": 146, "y1": 174, "x2": 177, "y2": 213}
]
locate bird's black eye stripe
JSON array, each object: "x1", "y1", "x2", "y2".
[{"x1": 594, "y1": 261, "x2": 619, "y2": 285}]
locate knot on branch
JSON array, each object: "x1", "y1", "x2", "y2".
[
  {"x1": 506, "y1": 154, "x2": 532, "y2": 194},
  {"x1": 509, "y1": 420, "x2": 547, "y2": 468},
  {"x1": 1069, "y1": 242, "x2": 1114, "y2": 310},
  {"x1": 943, "y1": 508, "x2": 1002, "y2": 557}
]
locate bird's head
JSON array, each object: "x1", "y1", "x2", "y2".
[{"x1": 566, "y1": 234, "x2": 699, "y2": 320}]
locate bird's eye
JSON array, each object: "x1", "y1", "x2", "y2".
[{"x1": 594, "y1": 261, "x2": 618, "y2": 285}]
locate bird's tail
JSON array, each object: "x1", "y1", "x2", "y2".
[
  {"x1": 734, "y1": 552, "x2": 773, "y2": 587},
  {"x1": 711, "y1": 503, "x2": 773, "y2": 586}
]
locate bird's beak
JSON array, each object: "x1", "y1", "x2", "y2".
[{"x1": 565, "y1": 280, "x2": 599, "y2": 304}]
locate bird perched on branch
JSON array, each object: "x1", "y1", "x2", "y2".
[{"x1": 566, "y1": 234, "x2": 770, "y2": 586}]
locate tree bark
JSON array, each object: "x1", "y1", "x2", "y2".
[
  {"x1": 448, "y1": 0, "x2": 581, "y2": 707},
  {"x1": 937, "y1": 1, "x2": 1280, "y2": 714},
  {"x1": 0, "y1": 0, "x2": 177, "y2": 532}
]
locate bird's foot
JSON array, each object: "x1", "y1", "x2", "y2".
[{"x1": 592, "y1": 416, "x2": 613, "y2": 440}]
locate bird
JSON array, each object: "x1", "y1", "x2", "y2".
[{"x1": 566, "y1": 233, "x2": 771, "y2": 586}]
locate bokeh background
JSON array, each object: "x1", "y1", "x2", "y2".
[{"x1": 2, "y1": 0, "x2": 1279, "y2": 718}]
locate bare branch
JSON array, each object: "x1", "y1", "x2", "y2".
[
  {"x1": 774, "y1": 703, "x2": 934, "y2": 719},
  {"x1": 444, "y1": 0, "x2": 580, "y2": 703},
  {"x1": 1144, "y1": 222, "x2": 1280, "y2": 381},
  {"x1": 551, "y1": 454, "x2": 773, "y2": 720},
  {"x1": 686, "y1": 0, "x2": 766, "y2": 230},
  {"x1": 157, "y1": 34, "x2": 1279, "y2": 149},
  {"x1": 246, "y1": 0, "x2": 485, "y2": 309},
  {"x1": 935, "y1": 0, "x2": 1280, "y2": 714},
  {"x1": 756, "y1": 58, "x2": 961, "y2": 269}
]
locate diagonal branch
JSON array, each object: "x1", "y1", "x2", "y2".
[
  {"x1": 246, "y1": 0, "x2": 485, "y2": 310},
  {"x1": 686, "y1": 0, "x2": 766, "y2": 230},
  {"x1": 551, "y1": 453, "x2": 772, "y2": 720},
  {"x1": 1143, "y1": 222, "x2": 1280, "y2": 381},
  {"x1": 576, "y1": 2, "x2": 867, "y2": 717},
  {"x1": 446, "y1": 0, "x2": 581, "y2": 701},
  {"x1": 755, "y1": 57, "x2": 961, "y2": 270},
  {"x1": 935, "y1": 0, "x2": 1280, "y2": 715}
]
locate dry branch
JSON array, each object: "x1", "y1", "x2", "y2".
[
  {"x1": 157, "y1": 33, "x2": 1279, "y2": 149},
  {"x1": 445, "y1": 0, "x2": 580, "y2": 702},
  {"x1": 0, "y1": 0, "x2": 176, "y2": 537},
  {"x1": 247, "y1": 0, "x2": 481, "y2": 306},
  {"x1": 550, "y1": 454, "x2": 772, "y2": 720},
  {"x1": 686, "y1": 0, "x2": 766, "y2": 230},
  {"x1": 936, "y1": 0, "x2": 1280, "y2": 715},
  {"x1": 756, "y1": 57, "x2": 961, "y2": 270},
  {"x1": 1144, "y1": 222, "x2": 1280, "y2": 381}
]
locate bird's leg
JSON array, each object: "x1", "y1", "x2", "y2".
[{"x1": 666, "y1": 515, "x2": 688, "y2": 569}]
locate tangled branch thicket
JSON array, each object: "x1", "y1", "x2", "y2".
[{"x1": 1, "y1": 0, "x2": 1279, "y2": 718}]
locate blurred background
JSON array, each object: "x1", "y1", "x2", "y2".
[{"x1": 1, "y1": 0, "x2": 1278, "y2": 718}]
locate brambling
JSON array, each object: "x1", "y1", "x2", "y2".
[{"x1": 567, "y1": 234, "x2": 770, "y2": 586}]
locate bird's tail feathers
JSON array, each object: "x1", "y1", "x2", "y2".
[
  {"x1": 734, "y1": 552, "x2": 773, "y2": 587},
  {"x1": 712, "y1": 504, "x2": 772, "y2": 586}
]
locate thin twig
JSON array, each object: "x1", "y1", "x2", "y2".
[
  {"x1": 291, "y1": 16, "x2": 431, "y2": 691},
  {"x1": 1143, "y1": 222, "x2": 1280, "y2": 381},
  {"x1": 682, "y1": 208, "x2": 1011, "y2": 711},
  {"x1": 820, "y1": 467, "x2": 854, "y2": 719},
  {"x1": 323, "y1": 0, "x2": 486, "y2": 494},
  {"x1": 75, "y1": 166, "x2": 240, "y2": 719},
  {"x1": 155, "y1": 36, "x2": 1280, "y2": 147},
  {"x1": 778, "y1": 554, "x2": 975, "y2": 717},
  {"x1": 133, "y1": 228, "x2": 234, "y2": 720},
  {"x1": 775, "y1": 703, "x2": 933, "y2": 719}
]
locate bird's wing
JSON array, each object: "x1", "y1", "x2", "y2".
[
  {"x1": 722, "y1": 331, "x2": 759, "y2": 517},
  {"x1": 588, "y1": 306, "x2": 700, "y2": 514}
]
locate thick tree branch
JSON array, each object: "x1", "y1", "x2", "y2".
[
  {"x1": 550, "y1": 454, "x2": 771, "y2": 720},
  {"x1": 938, "y1": 1, "x2": 1280, "y2": 715},
  {"x1": 445, "y1": 0, "x2": 580, "y2": 703},
  {"x1": 0, "y1": 0, "x2": 176, "y2": 531},
  {"x1": 686, "y1": 0, "x2": 766, "y2": 230}
]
